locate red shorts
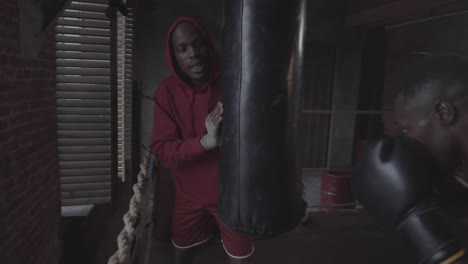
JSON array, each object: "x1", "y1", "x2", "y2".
[{"x1": 172, "y1": 193, "x2": 254, "y2": 259}]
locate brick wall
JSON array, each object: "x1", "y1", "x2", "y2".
[{"x1": 0, "y1": 1, "x2": 60, "y2": 264}]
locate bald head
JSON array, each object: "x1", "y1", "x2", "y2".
[
  {"x1": 393, "y1": 56, "x2": 468, "y2": 175},
  {"x1": 397, "y1": 56, "x2": 468, "y2": 107}
]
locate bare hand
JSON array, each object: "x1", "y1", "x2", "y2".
[
  {"x1": 201, "y1": 102, "x2": 224, "y2": 151},
  {"x1": 210, "y1": 101, "x2": 224, "y2": 126}
]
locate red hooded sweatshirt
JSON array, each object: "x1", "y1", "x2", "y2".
[{"x1": 152, "y1": 17, "x2": 221, "y2": 205}]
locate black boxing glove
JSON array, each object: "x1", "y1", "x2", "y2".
[{"x1": 352, "y1": 136, "x2": 465, "y2": 264}]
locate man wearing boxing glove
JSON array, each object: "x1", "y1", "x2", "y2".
[
  {"x1": 152, "y1": 17, "x2": 253, "y2": 264},
  {"x1": 353, "y1": 56, "x2": 468, "y2": 264}
]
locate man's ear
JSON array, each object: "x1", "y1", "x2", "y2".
[{"x1": 434, "y1": 100, "x2": 457, "y2": 126}]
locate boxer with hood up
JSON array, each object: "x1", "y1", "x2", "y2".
[{"x1": 152, "y1": 17, "x2": 254, "y2": 264}]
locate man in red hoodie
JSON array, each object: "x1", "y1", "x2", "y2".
[{"x1": 152, "y1": 17, "x2": 254, "y2": 264}]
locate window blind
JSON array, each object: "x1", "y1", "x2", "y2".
[{"x1": 56, "y1": 0, "x2": 112, "y2": 206}]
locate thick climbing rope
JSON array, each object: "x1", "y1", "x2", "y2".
[{"x1": 108, "y1": 146, "x2": 153, "y2": 264}]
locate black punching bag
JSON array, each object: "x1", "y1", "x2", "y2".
[{"x1": 219, "y1": 0, "x2": 307, "y2": 237}]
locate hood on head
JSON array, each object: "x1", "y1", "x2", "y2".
[{"x1": 165, "y1": 17, "x2": 220, "y2": 87}]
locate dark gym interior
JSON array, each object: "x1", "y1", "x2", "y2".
[{"x1": 2, "y1": 0, "x2": 468, "y2": 263}]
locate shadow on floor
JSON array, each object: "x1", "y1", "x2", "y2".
[{"x1": 151, "y1": 210, "x2": 416, "y2": 264}]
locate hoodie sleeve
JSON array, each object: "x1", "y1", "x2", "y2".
[{"x1": 152, "y1": 89, "x2": 207, "y2": 168}]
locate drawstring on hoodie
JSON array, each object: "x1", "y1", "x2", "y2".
[{"x1": 189, "y1": 92, "x2": 197, "y2": 137}]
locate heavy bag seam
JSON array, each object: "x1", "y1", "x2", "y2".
[{"x1": 236, "y1": 0, "x2": 244, "y2": 227}]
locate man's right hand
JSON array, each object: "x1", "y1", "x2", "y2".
[
  {"x1": 200, "y1": 102, "x2": 223, "y2": 151},
  {"x1": 353, "y1": 136, "x2": 465, "y2": 264}
]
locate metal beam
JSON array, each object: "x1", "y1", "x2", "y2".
[
  {"x1": 326, "y1": 29, "x2": 365, "y2": 169},
  {"x1": 346, "y1": 0, "x2": 468, "y2": 28}
]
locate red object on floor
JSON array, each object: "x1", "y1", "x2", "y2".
[{"x1": 320, "y1": 169, "x2": 355, "y2": 211}]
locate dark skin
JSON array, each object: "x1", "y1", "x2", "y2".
[
  {"x1": 171, "y1": 22, "x2": 247, "y2": 264},
  {"x1": 171, "y1": 22, "x2": 209, "y2": 87},
  {"x1": 394, "y1": 81, "x2": 468, "y2": 264},
  {"x1": 393, "y1": 81, "x2": 468, "y2": 178},
  {"x1": 171, "y1": 22, "x2": 224, "y2": 126}
]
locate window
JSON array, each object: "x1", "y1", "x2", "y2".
[
  {"x1": 116, "y1": 7, "x2": 134, "y2": 182},
  {"x1": 56, "y1": 0, "x2": 134, "y2": 211}
]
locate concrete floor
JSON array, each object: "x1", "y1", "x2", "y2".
[
  {"x1": 148, "y1": 170, "x2": 467, "y2": 264},
  {"x1": 150, "y1": 210, "x2": 416, "y2": 264}
]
